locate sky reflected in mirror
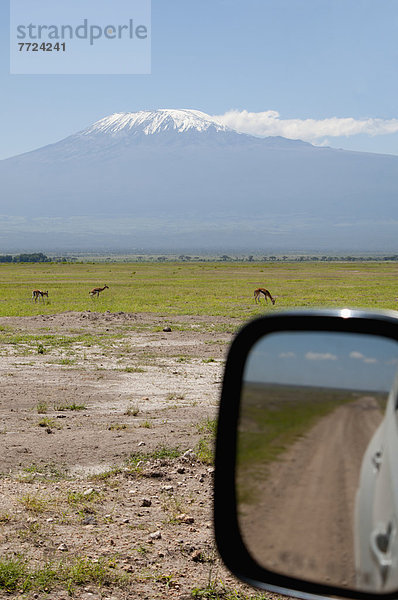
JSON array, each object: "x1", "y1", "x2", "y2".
[{"x1": 244, "y1": 332, "x2": 398, "y2": 392}]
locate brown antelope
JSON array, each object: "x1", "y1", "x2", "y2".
[
  {"x1": 32, "y1": 289, "x2": 48, "y2": 302},
  {"x1": 89, "y1": 284, "x2": 109, "y2": 298},
  {"x1": 254, "y1": 288, "x2": 276, "y2": 305}
]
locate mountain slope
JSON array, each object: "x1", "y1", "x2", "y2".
[{"x1": 0, "y1": 109, "x2": 397, "y2": 251}]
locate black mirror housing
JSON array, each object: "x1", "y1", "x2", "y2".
[{"x1": 214, "y1": 309, "x2": 398, "y2": 600}]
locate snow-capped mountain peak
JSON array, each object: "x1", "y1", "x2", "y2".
[{"x1": 82, "y1": 109, "x2": 230, "y2": 136}]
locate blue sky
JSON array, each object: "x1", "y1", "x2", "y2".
[
  {"x1": 2, "y1": 0, "x2": 398, "y2": 159},
  {"x1": 244, "y1": 332, "x2": 398, "y2": 392}
]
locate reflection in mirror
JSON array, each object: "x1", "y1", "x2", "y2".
[{"x1": 237, "y1": 331, "x2": 398, "y2": 593}]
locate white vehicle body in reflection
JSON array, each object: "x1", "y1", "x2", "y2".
[{"x1": 355, "y1": 376, "x2": 398, "y2": 591}]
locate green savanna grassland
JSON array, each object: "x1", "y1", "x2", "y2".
[{"x1": 0, "y1": 260, "x2": 397, "y2": 318}]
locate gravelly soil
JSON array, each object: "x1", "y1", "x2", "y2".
[{"x1": 0, "y1": 311, "x2": 281, "y2": 600}]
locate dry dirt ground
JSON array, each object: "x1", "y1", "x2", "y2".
[
  {"x1": 239, "y1": 396, "x2": 383, "y2": 589},
  {"x1": 0, "y1": 311, "x2": 274, "y2": 600}
]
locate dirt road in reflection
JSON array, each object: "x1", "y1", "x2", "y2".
[{"x1": 239, "y1": 396, "x2": 383, "y2": 588}]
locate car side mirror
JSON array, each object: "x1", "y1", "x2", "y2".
[{"x1": 215, "y1": 309, "x2": 398, "y2": 599}]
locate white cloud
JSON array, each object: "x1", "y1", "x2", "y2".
[
  {"x1": 350, "y1": 351, "x2": 365, "y2": 359},
  {"x1": 305, "y1": 352, "x2": 337, "y2": 361},
  {"x1": 213, "y1": 109, "x2": 398, "y2": 143},
  {"x1": 279, "y1": 352, "x2": 296, "y2": 358},
  {"x1": 350, "y1": 351, "x2": 378, "y2": 364}
]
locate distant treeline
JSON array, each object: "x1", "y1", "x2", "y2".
[
  {"x1": 131, "y1": 254, "x2": 398, "y2": 262},
  {"x1": 157, "y1": 254, "x2": 398, "y2": 262},
  {"x1": 0, "y1": 252, "x2": 398, "y2": 263},
  {"x1": 262, "y1": 255, "x2": 398, "y2": 262},
  {"x1": 0, "y1": 253, "x2": 50, "y2": 263},
  {"x1": 0, "y1": 253, "x2": 76, "y2": 263},
  {"x1": 182, "y1": 254, "x2": 398, "y2": 262}
]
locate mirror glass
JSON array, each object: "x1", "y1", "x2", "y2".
[{"x1": 237, "y1": 331, "x2": 398, "y2": 593}]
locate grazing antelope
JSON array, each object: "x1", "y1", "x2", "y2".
[
  {"x1": 89, "y1": 284, "x2": 109, "y2": 298},
  {"x1": 254, "y1": 288, "x2": 276, "y2": 305},
  {"x1": 32, "y1": 289, "x2": 48, "y2": 302}
]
